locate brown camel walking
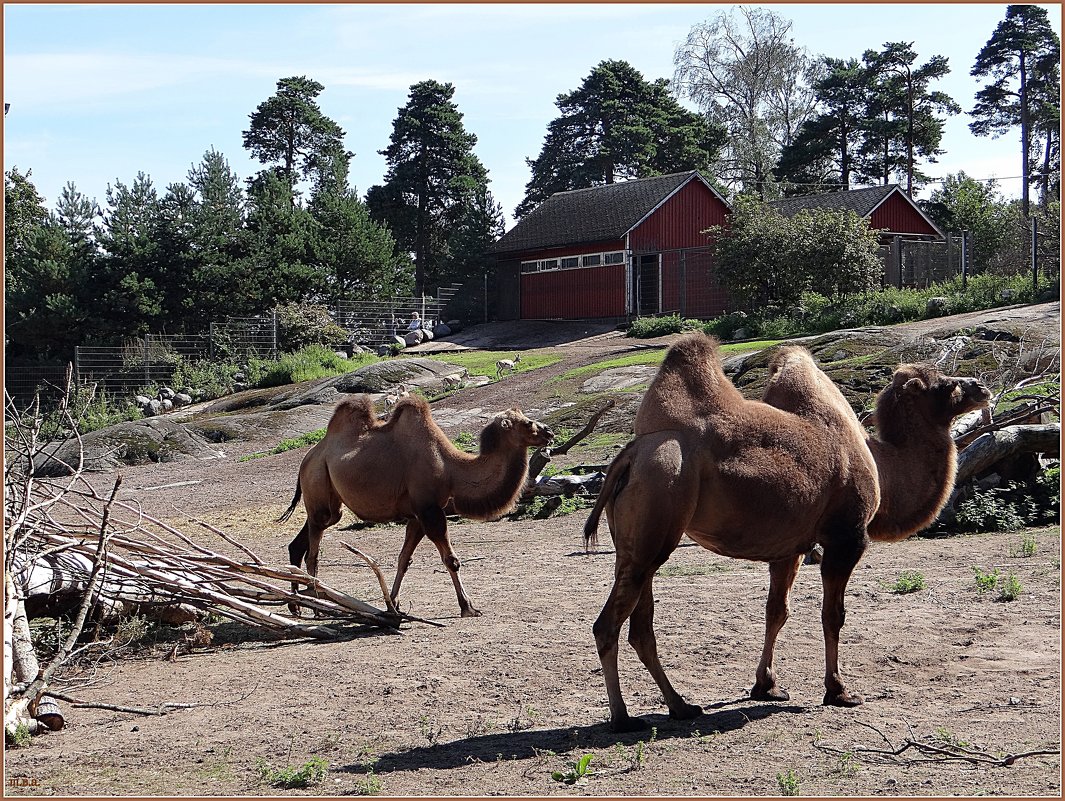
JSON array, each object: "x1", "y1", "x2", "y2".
[
  {"x1": 584, "y1": 335, "x2": 989, "y2": 731},
  {"x1": 279, "y1": 394, "x2": 553, "y2": 617}
]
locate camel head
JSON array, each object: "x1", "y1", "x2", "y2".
[
  {"x1": 874, "y1": 364, "x2": 991, "y2": 440},
  {"x1": 484, "y1": 408, "x2": 554, "y2": 451}
]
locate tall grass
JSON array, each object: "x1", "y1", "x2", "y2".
[{"x1": 248, "y1": 346, "x2": 378, "y2": 387}]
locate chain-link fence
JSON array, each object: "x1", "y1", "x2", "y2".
[
  {"x1": 632, "y1": 247, "x2": 732, "y2": 320},
  {"x1": 334, "y1": 285, "x2": 465, "y2": 347},
  {"x1": 881, "y1": 235, "x2": 963, "y2": 288}
]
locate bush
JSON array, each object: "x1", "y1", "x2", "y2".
[
  {"x1": 274, "y1": 302, "x2": 351, "y2": 352},
  {"x1": 170, "y1": 358, "x2": 240, "y2": 400},
  {"x1": 956, "y1": 486, "x2": 1032, "y2": 532},
  {"x1": 628, "y1": 314, "x2": 702, "y2": 338}
]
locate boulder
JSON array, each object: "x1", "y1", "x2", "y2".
[
  {"x1": 446, "y1": 319, "x2": 463, "y2": 333},
  {"x1": 32, "y1": 417, "x2": 225, "y2": 477},
  {"x1": 158, "y1": 387, "x2": 176, "y2": 400},
  {"x1": 404, "y1": 330, "x2": 425, "y2": 346},
  {"x1": 433, "y1": 323, "x2": 452, "y2": 338},
  {"x1": 173, "y1": 393, "x2": 193, "y2": 408}
]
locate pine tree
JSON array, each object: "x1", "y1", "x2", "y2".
[
  {"x1": 369, "y1": 80, "x2": 494, "y2": 296},
  {"x1": 970, "y1": 5, "x2": 1061, "y2": 215},
  {"x1": 242, "y1": 76, "x2": 351, "y2": 200},
  {"x1": 517, "y1": 59, "x2": 721, "y2": 217}
]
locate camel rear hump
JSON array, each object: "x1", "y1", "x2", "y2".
[
  {"x1": 635, "y1": 333, "x2": 745, "y2": 435},
  {"x1": 326, "y1": 394, "x2": 382, "y2": 438}
]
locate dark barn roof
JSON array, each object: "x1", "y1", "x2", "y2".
[
  {"x1": 768, "y1": 184, "x2": 897, "y2": 218},
  {"x1": 768, "y1": 184, "x2": 944, "y2": 238},
  {"x1": 493, "y1": 171, "x2": 724, "y2": 255}
]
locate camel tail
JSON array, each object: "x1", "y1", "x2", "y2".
[
  {"x1": 584, "y1": 441, "x2": 635, "y2": 550},
  {"x1": 276, "y1": 476, "x2": 302, "y2": 524}
]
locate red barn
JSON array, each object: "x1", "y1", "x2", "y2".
[
  {"x1": 768, "y1": 184, "x2": 944, "y2": 242},
  {"x1": 491, "y1": 171, "x2": 732, "y2": 321}
]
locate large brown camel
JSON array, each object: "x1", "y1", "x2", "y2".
[
  {"x1": 584, "y1": 334, "x2": 989, "y2": 731},
  {"x1": 279, "y1": 394, "x2": 553, "y2": 617}
]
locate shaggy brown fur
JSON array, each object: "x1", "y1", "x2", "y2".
[
  {"x1": 279, "y1": 394, "x2": 553, "y2": 617},
  {"x1": 861, "y1": 364, "x2": 990, "y2": 541},
  {"x1": 584, "y1": 334, "x2": 882, "y2": 732}
]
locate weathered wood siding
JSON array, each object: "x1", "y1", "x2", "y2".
[{"x1": 869, "y1": 192, "x2": 940, "y2": 237}]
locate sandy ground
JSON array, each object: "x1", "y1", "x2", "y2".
[{"x1": 6, "y1": 304, "x2": 1061, "y2": 797}]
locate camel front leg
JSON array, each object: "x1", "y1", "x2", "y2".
[
  {"x1": 390, "y1": 519, "x2": 426, "y2": 606},
  {"x1": 628, "y1": 578, "x2": 702, "y2": 721},
  {"x1": 751, "y1": 554, "x2": 803, "y2": 701},
  {"x1": 820, "y1": 540, "x2": 866, "y2": 707},
  {"x1": 420, "y1": 506, "x2": 481, "y2": 618}
]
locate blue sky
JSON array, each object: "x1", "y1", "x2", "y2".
[{"x1": 4, "y1": 3, "x2": 1060, "y2": 227}]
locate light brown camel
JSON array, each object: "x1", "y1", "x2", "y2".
[
  {"x1": 279, "y1": 393, "x2": 553, "y2": 617},
  {"x1": 584, "y1": 334, "x2": 989, "y2": 731}
]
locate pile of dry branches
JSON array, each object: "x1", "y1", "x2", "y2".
[{"x1": 3, "y1": 380, "x2": 416, "y2": 741}]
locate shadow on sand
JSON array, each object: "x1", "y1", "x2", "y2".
[{"x1": 339, "y1": 701, "x2": 805, "y2": 776}]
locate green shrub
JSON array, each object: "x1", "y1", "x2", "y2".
[
  {"x1": 274, "y1": 302, "x2": 351, "y2": 351},
  {"x1": 257, "y1": 756, "x2": 328, "y2": 789},
  {"x1": 777, "y1": 768, "x2": 801, "y2": 796},
  {"x1": 972, "y1": 566, "x2": 1000, "y2": 595},
  {"x1": 628, "y1": 314, "x2": 702, "y2": 338},
  {"x1": 955, "y1": 486, "x2": 1032, "y2": 532},
  {"x1": 997, "y1": 572, "x2": 1023, "y2": 601},
  {"x1": 170, "y1": 358, "x2": 239, "y2": 400}
]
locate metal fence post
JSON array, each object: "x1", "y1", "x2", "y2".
[
  {"x1": 679, "y1": 249, "x2": 687, "y2": 318},
  {"x1": 960, "y1": 231, "x2": 969, "y2": 290},
  {"x1": 1031, "y1": 217, "x2": 1039, "y2": 295},
  {"x1": 272, "y1": 310, "x2": 279, "y2": 359}
]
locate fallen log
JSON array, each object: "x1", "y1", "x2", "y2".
[{"x1": 954, "y1": 423, "x2": 1060, "y2": 486}]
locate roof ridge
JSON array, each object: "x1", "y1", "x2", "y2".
[{"x1": 548, "y1": 170, "x2": 696, "y2": 198}]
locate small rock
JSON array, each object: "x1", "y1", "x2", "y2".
[
  {"x1": 404, "y1": 330, "x2": 425, "y2": 346},
  {"x1": 433, "y1": 323, "x2": 452, "y2": 338},
  {"x1": 1009, "y1": 696, "x2": 1021, "y2": 705},
  {"x1": 158, "y1": 387, "x2": 176, "y2": 400},
  {"x1": 160, "y1": 399, "x2": 174, "y2": 412},
  {"x1": 926, "y1": 296, "x2": 950, "y2": 316},
  {"x1": 173, "y1": 393, "x2": 193, "y2": 408},
  {"x1": 144, "y1": 399, "x2": 163, "y2": 417},
  {"x1": 135, "y1": 395, "x2": 152, "y2": 408},
  {"x1": 732, "y1": 327, "x2": 750, "y2": 340}
]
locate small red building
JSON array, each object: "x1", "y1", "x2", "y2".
[
  {"x1": 768, "y1": 184, "x2": 944, "y2": 242},
  {"x1": 491, "y1": 171, "x2": 732, "y2": 321}
]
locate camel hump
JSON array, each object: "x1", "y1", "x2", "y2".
[
  {"x1": 635, "y1": 332, "x2": 742, "y2": 435},
  {"x1": 326, "y1": 395, "x2": 381, "y2": 438}
]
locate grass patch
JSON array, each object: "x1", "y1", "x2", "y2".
[
  {"x1": 257, "y1": 756, "x2": 329, "y2": 789},
  {"x1": 249, "y1": 346, "x2": 378, "y2": 388},
  {"x1": 891, "y1": 570, "x2": 926, "y2": 594},
  {"x1": 556, "y1": 350, "x2": 667, "y2": 382},
  {"x1": 240, "y1": 428, "x2": 326, "y2": 461}
]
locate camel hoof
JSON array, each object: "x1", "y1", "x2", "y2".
[
  {"x1": 609, "y1": 715, "x2": 650, "y2": 733},
  {"x1": 823, "y1": 690, "x2": 864, "y2": 707},
  {"x1": 287, "y1": 603, "x2": 302, "y2": 617},
  {"x1": 461, "y1": 607, "x2": 483, "y2": 618},
  {"x1": 668, "y1": 702, "x2": 703, "y2": 721},
  {"x1": 750, "y1": 684, "x2": 790, "y2": 702}
]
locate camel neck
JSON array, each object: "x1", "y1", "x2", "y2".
[
  {"x1": 867, "y1": 421, "x2": 957, "y2": 541},
  {"x1": 448, "y1": 443, "x2": 529, "y2": 521}
]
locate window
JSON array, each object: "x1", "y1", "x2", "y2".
[
  {"x1": 561, "y1": 256, "x2": 580, "y2": 269},
  {"x1": 521, "y1": 261, "x2": 538, "y2": 273},
  {"x1": 604, "y1": 251, "x2": 624, "y2": 265},
  {"x1": 521, "y1": 250, "x2": 628, "y2": 274},
  {"x1": 541, "y1": 259, "x2": 559, "y2": 271},
  {"x1": 581, "y1": 254, "x2": 601, "y2": 267}
]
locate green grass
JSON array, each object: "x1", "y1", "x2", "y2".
[
  {"x1": 250, "y1": 346, "x2": 378, "y2": 388},
  {"x1": 556, "y1": 338, "x2": 780, "y2": 383},
  {"x1": 257, "y1": 756, "x2": 328, "y2": 789},
  {"x1": 891, "y1": 570, "x2": 926, "y2": 594},
  {"x1": 422, "y1": 350, "x2": 561, "y2": 378},
  {"x1": 240, "y1": 428, "x2": 326, "y2": 461}
]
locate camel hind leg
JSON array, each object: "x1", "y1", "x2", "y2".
[
  {"x1": 285, "y1": 469, "x2": 342, "y2": 616},
  {"x1": 751, "y1": 554, "x2": 804, "y2": 701}
]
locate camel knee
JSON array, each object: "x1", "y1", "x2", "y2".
[{"x1": 442, "y1": 554, "x2": 461, "y2": 572}]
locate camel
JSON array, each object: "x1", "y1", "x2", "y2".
[
  {"x1": 495, "y1": 354, "x2": 521, "y2": 379},
  {"x1": 584, "y1": 334, "x2": 989, "y2": 731},
  {"x1": 279, "y1": 393, "x2": 553, "y2": 617}
]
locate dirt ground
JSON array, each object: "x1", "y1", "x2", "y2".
[{"x1": 5, "y1": 309, "x2": 1061, "y2": 797}]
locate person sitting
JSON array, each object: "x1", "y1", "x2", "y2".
[{"x1": 406, "y1": 312, "x2": 422, "y2": 331}]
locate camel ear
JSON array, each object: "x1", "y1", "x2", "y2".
[
  {"x1": 902, "y1": 377, "x2": 927, "y2": 395},
  {"x1": 499, "y1": 417, "x2": 513, "y2": 430}
]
